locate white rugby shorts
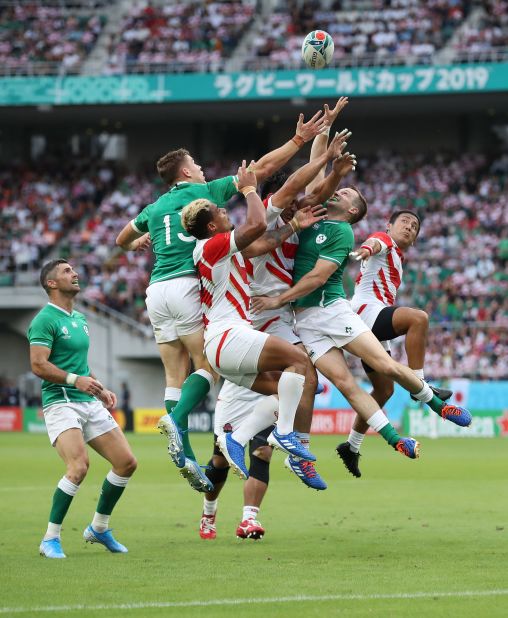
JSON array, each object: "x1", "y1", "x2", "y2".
[
  {"x1": 43, "y1": 400, "x2": 119, "y2": 446},
  {"x1": 204, "y1": 324, "x2": 269, "y2": 389},
  {"x1": 146, "y1": 277, "x2": 203, "y2": 343},
  {"x1": 352, "y1": 300, "x2": 392, "y2": 352},
  {"x1": 251, "y1": 305, "x2": 300, "y2": 344},
  {"x1": 295, "y1": 298, "x2": 370, "y2": 364}
]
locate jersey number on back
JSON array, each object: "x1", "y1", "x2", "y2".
[{"x1": 163, "y1": 214, "x2": 195, "y2": 245}]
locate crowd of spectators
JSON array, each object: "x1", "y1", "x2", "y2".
[
  {"x1": 103, "y1": 0, "x2": 256, "y2": 75},
  {"x1": 0, "y1": 162, "x2": 115, "y2": 284},
  {"x1": 453, "y1": 0, "x2": 508, "y2": 62},
  {"x1": 1, "y1": 150, "x2": 506, "y2": 379},
  {"x1": 245, "y1": 0, "x2": 467, "y2": 70},
  {"x1": 0, "y1": 3, "x2": 106, "y2": 75}
]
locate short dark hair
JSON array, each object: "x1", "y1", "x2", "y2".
[
  {"x1": 260, "y1": 170, "x2": 288, "y2": 200},
  {"x1": 389, "y1": 210, "x2": 421, "y2": 235},
  {"x1": 156, "y1": 148, "x2": 190, "y2": 185},
  {"x1": 349, "y1": 185, "x2": 368, "y2": 224},
  {"x1": 40, "y1": 259, "x2": 68, "y2": 294},
  {"x1": 181, "y1": 199, "x2": 214, "y2": 240}
]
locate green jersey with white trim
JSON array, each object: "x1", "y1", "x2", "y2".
[
  {"x1": 133, "y1": 177, "x2": 238, "y2": 285},
  {"x1": 27, "y1": 303, "x2": 95, "y2": 408},
  {"x1": 293, "y1": 220, "x2": 354, "y2": 308}
]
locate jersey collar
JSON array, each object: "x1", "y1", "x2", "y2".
[
  {"x1": 170, "y1": 181, "x2": 190, "y2": 191},
  {"x1": 47, "y1": 302, "x2": 73, "y2": 316}
]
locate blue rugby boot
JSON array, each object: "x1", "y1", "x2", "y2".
[
  {"x1": 83, "y1": 525, "x2": 128, "y2": 553},
  {"x1": 268, "y1": 429, "x2": 316, "y2": 461},
  {"x1": 179, "y1": 458, "x2": 214, "y2": 492},
  {"x1": 394, "y1": 437, "x2": 420, "y2": 459},
  {"x1": 216, "y1": 433, "x2": 249, "y2": 479},
  {"x1": 157, "y1": 413, "x2": 185, "y2": 468},
  {"x1": 440, "y1": 404, "x2": 472, "y2": 427},
  {"x1": 39, "y1": 537, "x2": 66, "y2": 559},
  {"x1": 285, "y1": 456, "x2": 327, "y2": 490}
]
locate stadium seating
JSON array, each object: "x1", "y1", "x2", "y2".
[
  {"x1": 0, "y1": 2, "x2": 107, "y2": 75},
  {"x1": 104, "y1": 0, "x2": 256, "y2": 75},
  {"x1": 244, "y1": 0, "x2": 467, "y2": 70}
]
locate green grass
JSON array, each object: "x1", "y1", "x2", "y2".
[{"x1": 0, "y1": 434, "x2": 507, "y2": 617}]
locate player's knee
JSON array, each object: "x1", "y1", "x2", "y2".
[
  {"x1": 369, "y1": 356, "x2": 395, "y2": 377},
  {"x1": 287, "y1": 346, "x2": 308, "y2": 375},
  {"x1": 119, "y1": 454, "x2": 137, "y2": 477},
  {"x1": 249, "y1": 452, "x2": 270, "y2": 485},
  {"x1": 67, "y1": 459, "x2": 89, "y2": 484},
  {"x1": 412, "y1": 309, "x2": 429, "y2": 330},
  {"x1": 332, "y1": 372, "x2": 358, "y2": 398},
  {"x1": 206, "y1": 457, "x2": 230, "y2": 485},
  {"x1": 304, "y1": 361, "x2": 318, "y2": 391}
]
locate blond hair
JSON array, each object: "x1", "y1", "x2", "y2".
[{"x1": 181, "y1": 198, "x2": 214, "y2": 239}]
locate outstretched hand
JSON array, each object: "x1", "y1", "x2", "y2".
[
  {"x1": 323, "y1": 97, "x2": 349, "y2": 127},
  {"x1": 294, "y1": 204, "x2": 327, "y2": 230},
  {"x1": 326, "y1": 128, "x2": 352, "y2": 160},
  {"x1": 349, "y1": 246, "x2": 371, "y2": 262},
  {"x1": 296, "y1": 110, "x2": 328, "y2": 142},
  {"x1": 333, "y1": 151, "x2": 357, "y2": 175},
  {"x1": 237, "y1": 159, "x2": 257, "y2": 191}
]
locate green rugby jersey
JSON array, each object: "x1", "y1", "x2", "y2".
[
  {"x1": 293, "y1": 220, "x2": 354, "y2": 308},
  {"x1": 132, "y1": 176, "x2": 238, "y2": 285},
  {"x1": 27, "y1": 303, "x2": 95, "y2": 408}
]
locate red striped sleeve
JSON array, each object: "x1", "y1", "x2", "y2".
[
  {"x1": 369, "y1": 232, "x2": 393, "y2": 249},
  {"x1": 203, "y1": 232, "x2": 232, "y2": 266}
]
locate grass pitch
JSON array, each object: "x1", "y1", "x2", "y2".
[{"x1": 0, "y1": 433, "x2": 507, "y2": 617}]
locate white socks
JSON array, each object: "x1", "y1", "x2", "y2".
[
  {"x1": 412, "y1": 381, "x2": 433, "y2": 403},
  {"x1": 347, "y1": 429, "x2": 365, "y2": 453},
  {"x1": 91, "y1": 512, "x2": 110, "y2": 532},
  {"x1": 366, "y1": 410, "x2": 389, "y2": 432},
  {"x1": 413, "y1": 368, "x2": 425, "y2": 380},
  {"x1": 165, "y1": 387, "x2": 181, "y2": 402},
  {"x1": 276, "y1": 372, "x2": 305, "y2": 434},
  {"x1": 231, "y1": 395, "x2": 278, "y2": 446},
  {"x1": 203, "y1": 498, "x2": 217, "y2": 516},
  {"x1": 44, "y1": 522, "x2": 63, "y2": 540},
  {"x1": 243, "y1": 506, "x2": 259, "y2": 521}
]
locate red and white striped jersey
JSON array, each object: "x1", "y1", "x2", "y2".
[
  {"x1": 193, "y1": 231, "x2": 251, "y2": 338},
  {"x1": 249, "y1": 195, "x2": 299, "y2": 297},
  {"x1": 351, "y1": 231, "x2": 404, "y2": 309}
]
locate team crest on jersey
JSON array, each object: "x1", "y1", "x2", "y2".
[
  {"x1": 83, "y1": 325, "x2": 89, "y2": 336},
  {"x1": 61, "y1": 326, "x2": 71, "y2": 339},
  {"x1": 316, "y1": 234, "x2": 327, "y2": 244}
]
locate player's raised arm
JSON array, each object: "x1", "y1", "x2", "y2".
[
  {"x1": 270, "y1": 130, "x2": 349, "y2": 211},
  {"x1": 350, "y1": 236, "x2": 383, "y2": 262},
  {"x1": 116, "y1": 224, "x2": 151, "y2": 252},
  {"x1": 250, "y1": 110, "x2": 327, "y2": 183},
  {"x1": 300, "y1": 150, "x2": 357, "y2": 208},
  {"x1": 306, "y1": 97, "x2": 349, "y2": 195},
  {"x1": 233, "y1": 161, "x2": 267, "y2": 251}
]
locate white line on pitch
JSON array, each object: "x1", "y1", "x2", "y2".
[{"x1": 1, "y1": 589, "x2": 507, "y2": 614}]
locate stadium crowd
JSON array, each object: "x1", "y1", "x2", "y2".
[
  {"x1": 2, "y1": 150, "x2": 506, "y2": 379},
  {"x1": 0, "y1": 3, "x2": 106, "y2": 75},
  {"x1": 245, "y1": 0, "x2": 468, "y2": 70},
  {"x1": 453, "y1": 0, "x2": 508, "y2": 62},
  {"x1": 103, "y1": 0, "x2": 256, "y2": 75}
]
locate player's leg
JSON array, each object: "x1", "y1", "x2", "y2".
[
  {"x1": 315, "y1": 347, "x2": 420, "y2": 459},
  {"x1": 84, "y1": 415, "x2": 137, "y2": 553},
  {"x1": 345, "y1": 331, "x2": 471, "y2": 427},
  {"x1": 200, "y1": 440, "x2": 230, "y2": 540},
  {"x1": 237, "y1": 430, "x2": 272, "y2": 540},
  {"x1": 40, "y1": 405, "x2": 90, "y2": 559},
  {"x1": 338, "y1": 370, "x2": 394, "y2": 477},
  {"x1": 287, "y1": 344, "x2": 327, "y2": 490}
]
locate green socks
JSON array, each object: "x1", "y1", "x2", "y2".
[
  {"x1": 171, "y1": 371, "x2": 213, "y2": 425},
  {"x1": 96, "y1": 471, "x2": 130, "y2": 516},
  {"x1": 49, "y1": 487, "x2": 75, "y2": 525},
  {"x1": 379, "y1": 423, "x2": 401, "y2": 447},
  {"x1": 427, "y1": 394, "x2": 445, "y2": 415}
]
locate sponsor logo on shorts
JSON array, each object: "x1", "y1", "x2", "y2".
[
  {"x1": 345, "y1": 326, "x2": 352, "y2": 335},
  {"x1": 223, "y1": 423, "x2": 233, "y2": 433},
  {"x1": 308, "y1": 349, "x2": 316, "y2": 358},
  {"x1": 316, "y1": 234, "x2": 327, "y2": 244}
]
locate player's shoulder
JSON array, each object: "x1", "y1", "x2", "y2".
[
  {"x1": 72, "y1": 310, "x2": 88, "y2": 322},
  {"x1": 368, "y1": 231, "x2": 393, "y2": 247}
]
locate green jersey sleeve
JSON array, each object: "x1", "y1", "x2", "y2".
[
  {"x1": 206, "y1": 176, "x2": 239, "y2": 205},
  {"x1": 318, "y1": 224, "x2": 354, "y2": 267},
  {"x1": 132, "y1": 204, "x2": 151, "y2": 233},
  {"x1": 28, "y1": 314, "x2": 54, "y2": 349}
]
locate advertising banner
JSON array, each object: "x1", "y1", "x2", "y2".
[
  {"x1": 23, "y1": 407, "x2": 46, "y2": 433},
  {"x1": 1, "y1": 63, "x2": 507, "y2": 106},
  {"x1": 133, "y1": 409, "x2": 213, "y2": 434},
  {"x1": 311, "y1": 409, "x2": 375, "y2": 435},
  {"x1": 0, "y1": 407, "x2": 23, "y2": 432}
]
